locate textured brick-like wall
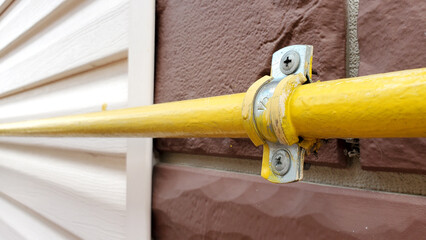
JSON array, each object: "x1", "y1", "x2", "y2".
[
  {"x1": 153, "y1": 165, "x2": 426, "y2": 240},
  {"x1": 152, "y1": 0, "x2": 426, "y2": 238},
  {"x1": 155, "y1": 0, "x2": 347, "y2": 167},
  {"x1": 357, "y1": 0, "x2": 426, "y2": 174}
]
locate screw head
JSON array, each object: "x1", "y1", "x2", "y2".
[
  {"x1": 271, "y1": 150, "x2": 291, "y2": 176},
  {"x1": 280, "y1": 50, "x2": 300, "y2": 75}
]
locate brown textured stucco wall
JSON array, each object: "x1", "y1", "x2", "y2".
[
  {"x1": 357, "y1": 0, "x2": 426, "y2": 174},
  {"x1": 155, "y1": 0, "x2": 347, "y2": 167},
  {"x1": 153, "y1": 165, "x2": 426, "y2": 240},
  {"x1": 152, "y1": 0, "x2": 426, "y2": 238}
]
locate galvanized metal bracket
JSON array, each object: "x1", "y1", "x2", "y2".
[
  {"x1": 243, "y1": 45, "x2": 313, "y2": 183},
  {"x1": 271, "y1": 45, "x2": 313, "y2": 83}
]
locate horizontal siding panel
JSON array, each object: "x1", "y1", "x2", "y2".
[
  {"x1": 0, "y1": 143, "x2": 126, "y2": 240},
  {"x1": 0, "y1": 59, "x2": 128, "y2": 154},
  {"x1": 0, "y1": 1, "x2": 130, "y2": 239},
  {"x1": 0, "y1": 0, "x2": 13, "y2": 16},
  {"x1": 0, "y1": 0, "x2": 67, "y2": 53},
  {"x1": 0, "y1": 0, "x2": 129, "y2": 98},
  {"x1": 0, "y1": 60, "x2": 128, "y2": 122},
  {"x1": 0, "y1": 221, "x2": 23, "y2": 240},
  {"x1": 0, "y1": 138, "x2": 126, "y2": 156},
  {"x1": 0, "y1": 194, "x2": 78, "y2": 240}
]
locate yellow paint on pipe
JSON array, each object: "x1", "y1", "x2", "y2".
[
  {"x1": 289, "y1": 68, "x2": 426, "y2": 139},
  {"x1": 0, "y1": 68, "x2": 424, "y2": 140},
  {"x1": 0, "y1": 93, "x2": 248, "y2": 138},
  {"x1": 269, "y1": 73, "x2": 307, "y2": 145}
]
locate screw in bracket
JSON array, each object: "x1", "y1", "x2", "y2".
[
  {"x1": 280, "y1": 50, "x2": 300, "y2": 75},
  {"x1": 271, "y1": 149, "x2": 291, "y2": 176}
]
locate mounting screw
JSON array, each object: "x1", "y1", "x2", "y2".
[
  {"x1": 271, "y1": 150, "x2": 291, "y2": 176},
  {"x1": 280, "y1": 50, "x2": 300, "y2": 75}
]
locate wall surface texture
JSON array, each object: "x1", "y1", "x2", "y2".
[
  {"x1": 0, "y1": 0, "x2": 130, "y2": 239},
  {"x1": 0, "y1": 0, "x2": 423, "y2": 239},
  {"x1": 155, "y1": 0, "x2": 348, "y2": 167},
  {"x1": 153, "y1": 165, "x2": 426, "y2": 240},
  {"x1": 357, "y1": 0, "x2": 426, "y2": 174},
  {"x1": 153, "y1": 0, "x2": 426, "y2": 238}
]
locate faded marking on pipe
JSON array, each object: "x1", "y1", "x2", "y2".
[{"x1": 242, "y1": 75, "x2": 273, "y2": 146}]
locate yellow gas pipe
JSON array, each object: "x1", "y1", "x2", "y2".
[
  {"x1": 0, "y1": 93, "x2": 248, "y2": 138},
  {"x1": 291, "y1": 68, "x2": 426, "y2": 139},
  {"x1": 0, "y1": 68, "x2": 424, "y2": 141}
]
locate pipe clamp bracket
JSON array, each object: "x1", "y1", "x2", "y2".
[{"x1": 242, "y1": 45, "x2": 314, "y2": 183}]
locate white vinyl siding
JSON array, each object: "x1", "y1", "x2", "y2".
[{"x1": 0, "y1": 0, "x2": 131, "y2": 239}]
